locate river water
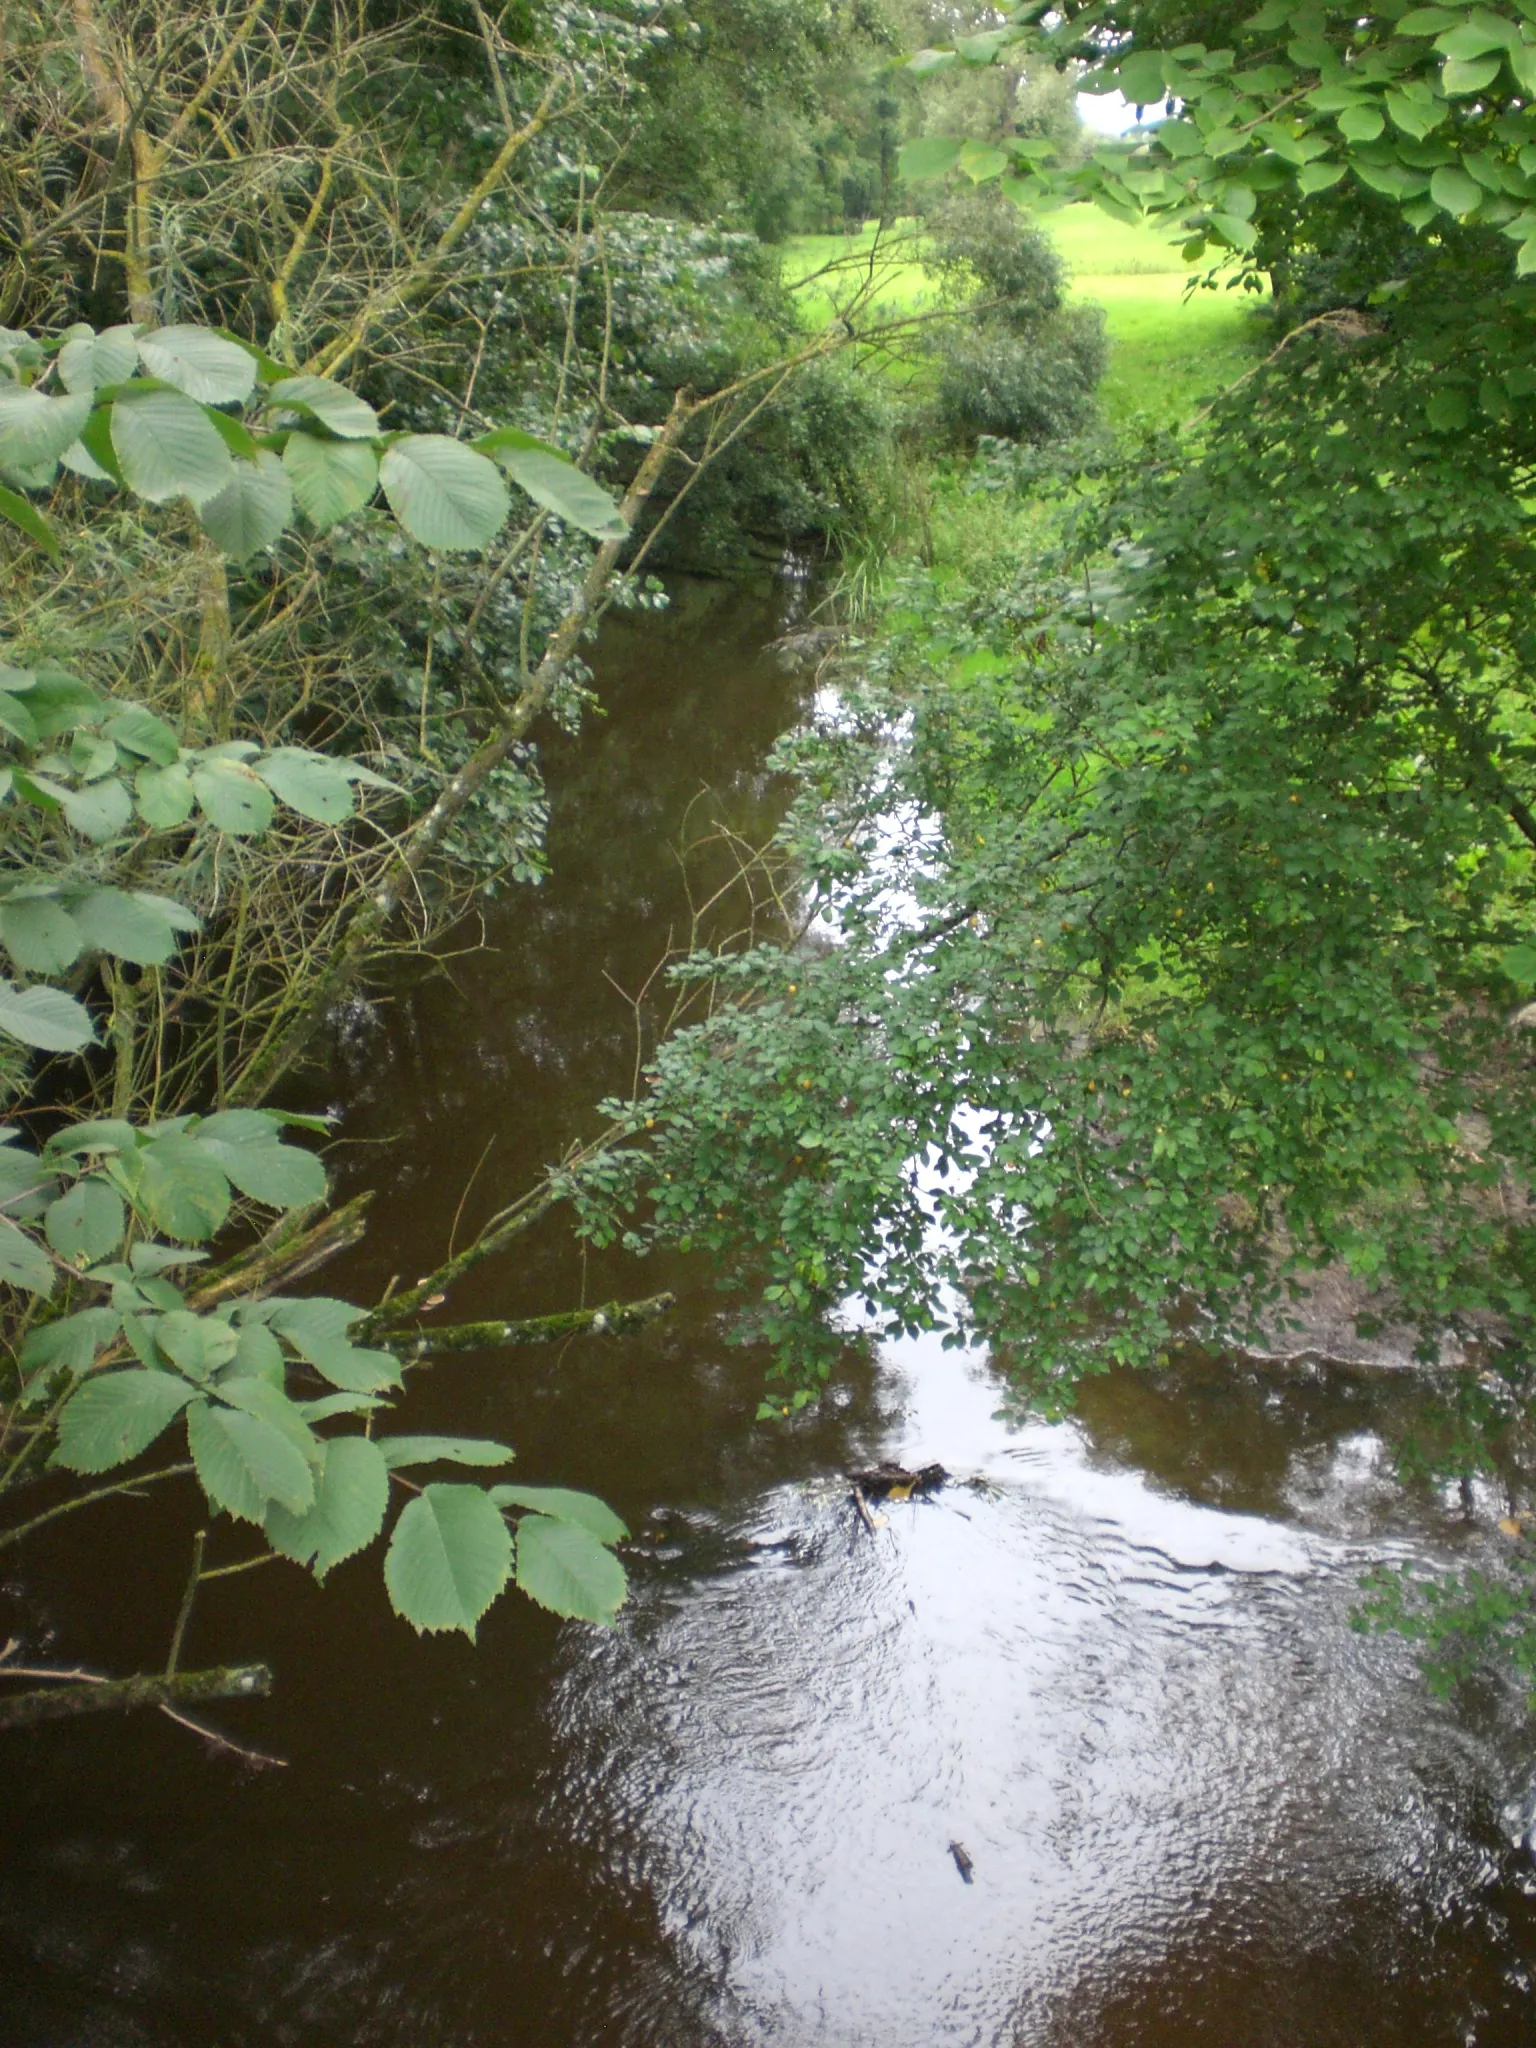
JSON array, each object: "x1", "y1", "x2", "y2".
[{"x1": 3, "y1": 580, "x2": 1536, "y2": 2046}]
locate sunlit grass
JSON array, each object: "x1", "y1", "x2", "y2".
[{"x1": 780, "y1": 205, "x2": 1267, "y2": 424}]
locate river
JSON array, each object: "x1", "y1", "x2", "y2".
[{"x1": 3, "y1": 579, "x2": 1535, "y2": 2045}]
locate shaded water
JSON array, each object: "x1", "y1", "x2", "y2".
[{"x1": 4, "y1": 581, "x2": 1536, "y2": 2046}]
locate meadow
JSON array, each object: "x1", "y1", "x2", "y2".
[{"x1": 783, "y1": 203, "x2": 1266, "y2": 426}]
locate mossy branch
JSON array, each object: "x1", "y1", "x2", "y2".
[
  {"x1": 0, "y1": 1661, "x2": 271, "y2": 1729},
  {"x1": 386, "y1": 1291, "x2": 675, "y2": 1358}
]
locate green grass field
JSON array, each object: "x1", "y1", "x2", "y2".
[{"x1": 781, "y1": 206, "x2": 1265, "y2": 426}]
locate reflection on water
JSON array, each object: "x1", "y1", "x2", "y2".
[{"x1": 2, "y1": 581, "x2": 1535, "y2": 2047}]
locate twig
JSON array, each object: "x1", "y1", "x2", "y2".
[{"x1": 166, "y1": 1529, "x2": 206, "y2": 1679}]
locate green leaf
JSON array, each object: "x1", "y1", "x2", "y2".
[
  {"x1": 1502, "y1": 941, "x2": 1536, "y2": 985},
  {"x1": 1434, "y1": 18, "x2": 1518, "y2": 59},
  {"x1": 268, "y1": 1296, "x2": 403, "y2": 1392},
  {"x1": 296, "y1": 1391, "x2": 383, "y2": 1421},
  {"x1": 0, "y1": 483, "x2": 61, "y2": 560},
  {"x1": 490, "y1": 1483, "x2": 627, "y2": 1544},
  {"x1": 906, "y1": 48, "x2": 958, "y2": 76},
  {"x1": 214, "y1": 1373, "x2": 320, "y2": 1463},
  {"x1": 514, "y1": 1513, "x2": 627, "y2": 1622},
  {"x1": 1296, "y1": 159, "x2": 1347, "y2": 193},
  {"x1": 191, "y1": 755, "x2": 275, "y2": 834},
  {"x1": 196, "y1": 450, "x2": 293, "y2": 559},
  {"x1": 955, "y1": 27, "x2": 1010, "y2": 62},
  {"x1": 44, "y1": 1178, "x2": 125, "y2": 1265},
  {"x1": 224, "y1": 1317, "x2": 285, "y2": 1383},
  {"x1": 0, "y1": 978, "x2": 95, "y2": 1050},
  {"x1": 0, "y1": 387, "x2": 93, "y2": 474},
  {"x1": 958, "y1": 141, "x2": 1010, "y2": 183},
  {"x1": 103, "y1": 702, "x2": 179, "y2": 765},
  {"x1": 0, "y1": 1145, "x2": 57, "y2": 1220},
  {"x1": 129, "y1": 1240, "x2": 206, "y2": 1274},
  {"x1": 1427, "y1": 386, "x2": 1471, "y2": 431},
  {"x1": 897, "y1": 136, "x2": 963, "y2": 183},
  {"x1": 17, "y1": 1305, "x2": 120, "y2": 1381},
  {"x1": 1385, "y1": 87, "x2": 1449, "y2": 138},
  {"x1": 1430, "y1": 164, "x2": 1484, "y2": 215},
  {"x1": 62, "y1": 774, "x2": 133, "y2": 842},
  {"x1": 136, "y1": 325, "x2": 257, "y2": 405},
  {"x1": 0, "y1": 1214, "x2": 55, "y2": 1295},
  {"x1": 155, "y1": 1308, "x2": 239, "y2": 1379},
  {"x1": 377, "y1": 1436, "x2": 516, "y2": 1470},
  {"x1": 57, "y1": 326, "x2": 139, "y2": 394},
  {"x1": 0, "y1": 895, "x2": 82, "y2": 975},
  {"x1": 282, "y1": 433, "x2": 379, "y2": 531},
  {"x1": 384, "y1": 1482, "x2": 513, "y2": 1638},
  {"x1": 187, "y1": 1395, "x2": 314, "y2": 1521},
  {"x1": 254, "y1": 747, "x2": 355, "y2": 823},
  {"x1": 473, "y1": 432, "x2": 627, "y2": 540},
  {"x1": 267, "y1": 375, "x2": 380, "y2": 440},
  {"x1": 265, "y1": 1435, "x2": 390, "y2": 1579},
  {"x1": 45, "y1": 1118, "x2": 136, "y2": 1156},
  {"x1": 1337, "y1": 104, "x2": 1386, "y2": 141},
  {"x1": 70, "y1": 887, "x2": 198, "y2": 966},
  {"x1": 135, "y1": 762, "x2": 196, "y2": 829},
  {"x1": 0, "y1": 689, "x2": 35, "y2": 745},
  {"x1": 196, "y1": 1132, "x2": 327, "y2": 1209},
  {"x1": 1117, "y1": 50, "x2": 1170, "y2": 104},
  {"x1": 109, "y1": 391, "x2": 234, "y2": 506},
  {"x1": 1440, "y1": 52, "x2": 1503, "y2": 92},
  {"x1": 136, "y1": 1132, "x2": 232, "y2": 1240},
  {"x1": 378, "y1": 435, "x2": 510, "y2": 552},
  {"x1": 51, "y1": 1369, "x2": 194, "y2": 1471}
]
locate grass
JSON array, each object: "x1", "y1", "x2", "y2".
[{"x1": 780, "y1": 205, "x2": 1266, "y2": 426}]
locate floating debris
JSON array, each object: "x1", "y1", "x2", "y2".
[
  {"x1": 849, "y1": 1461, "x2": 948, "y2": 1503},
  {"x1": 949, "y1": 1840, "x2": 975, "y2": 1885}
]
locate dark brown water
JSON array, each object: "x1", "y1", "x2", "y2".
[{"x1": 4, "y1": 580, "x2": 1536, "y2": 2047}]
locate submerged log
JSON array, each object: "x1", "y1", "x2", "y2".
[{"x1": 388, "y1": 1291, "x2": 676, "y2": 1359}]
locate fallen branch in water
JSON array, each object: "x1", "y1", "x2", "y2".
[
  {"x1": 388, "y1": 1291, "x2": 675, "y2": 1359},
  {"x1": 0, "y1": 1659, "x2": 272, "y2": 1730}
]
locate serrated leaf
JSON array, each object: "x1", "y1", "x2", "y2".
[
  {"x1": 45, "y1": 1118, "x2": 136, "y2": 1156},
  {"x1": 267, "y1": 375, "x2": 380, "y2": 440},
  {"x1": 514, "y1": 1513, "x2": 627, "y2": 1622},
  {"x1": 197, "y1": 1133, "x2": 327, "y2": 1209},
  {"x1": 266, "y1": 1435, "x2": 390, "y2": 1579},
  {"x1": 57, "y1": 326, "x2": 140, "y2": 394},
  {"x1": 474, "y1": 432, "x2": 628, "y2": 540},
  {"x1": 268, "y1": 1295, "x2": 403, "y2": 1391},
  {"x1": 70, "y1": 887, "x2": 198, "y2": 966},
  {"x1": 110, "y1": 391, "x2": 234, "y2": 506},
  {"x1": 378, "y1": 1436, "x2": 516, "y2": 1470},
  {"x1": 491, "y1": 1483, "x2": 627, "y2": 1544},
  {"x1": 136, "y1": 1133, "x2": 231, "y2": 1240},
  {"x1": 222, "y1": 1317, "x2": 285, "y2": 1384},
  {"x1": 0, "y1": 978, "x2": 95, "y2": 1050},
  {"x1": 51, "y1": 1369, "x2": 194, "y2": 1471},
  {"x1": 214, "y1": 1373, "x2": 319, "y2": 1462},
  {"x1": 62, "y1": 774, "x2": 133, "y2": 842},
  {"x1": 384, "y1": 1483, "x2": 513, "y2": 1638},
  {"x1": 0, "y1": 387, "x2": 93, "y2": 474},
  {"x1": 0, "y1": 1213, "x2": 55, "y2": 1294},
  {"x1": 282, "y1": 433, "x2": 379, "y2": 531},
  {"x1": 379, "y1": 435, "x2": 509, "y2": 552},
  {"x1": 135, "y1": 761, "x2": 196, "y2": 829},
  {"x1": 0, "y1": 1146, "x2": 58, "y2": 1220},
  {"x1": 18, "y1": 1305, "x2": 120, "y2": 1382},
  {"x1": 128, "y1": 1240, "x2": 207, "y2": 1275},
  {"x1": 136, "y1": 325, "x2": 257, "y2": 405},
  {"x1": 187, "y1": 1395, "x2": 314, "y2": 1521},
  {"x1": 197, "y1": 450, "x2": 294, "y2": 559},
  {"x1": 191, "y1": 754, "x2": 274, "y2": 834},
  {"x1": 297, "y1": 1391, "x2": 384, "y2": 1421},
  {"x1": 44, "y1": 1178, "x2": 125, "y2": 1265},
  {"x1": 155, "y1": 1308, "x2": 239, "y2": 1379},
  {"x1": 0, "y1": 895, "x2": 81, "y2": 975},
  {"x1": 255, "y1": 747, "x2": 355, "y2": 823}
]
